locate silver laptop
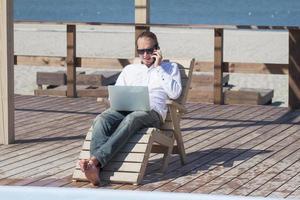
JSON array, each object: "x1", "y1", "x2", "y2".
[{"x1": 108, "y1": 85, "x2": 150, "y2": 111}]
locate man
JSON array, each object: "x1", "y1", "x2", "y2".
[{"x1": 79, "y1": 31, "x2": 182, "y2": 186}]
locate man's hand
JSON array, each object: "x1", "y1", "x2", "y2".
[{"x1": 152, "y1": 49, "x2": 163, "y2": 67}]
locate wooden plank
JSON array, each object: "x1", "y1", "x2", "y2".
[
  {"x1": 213, "y1": 28, "x2": 224, "y2": 104},
  {"x1": 34, "y1": 85, "x2": 67, "y2": 96},
  {"x1": 147, "y1": 105, "x2": 262, "y2": 173},
  {"x1": 82, "y1": 141, "x2": 148, "y2": 153},
  {"x1": 13, "y1": 20, "x2": 300, "y2": 30},
  {"x1": 269, "y1": 172, "x2": 300, "y2": 198},
  {"x1": 0, "y1": 0, "x2": 14, "y2": 144},
  {"x1": 287, "y1": 187, "x2": 300, "y2": 199},
  {"x1": 79, "y1": 151, "x2": 145, "y2": 162},
  {"x1": 289, "y1": 30, "x2": 300, "y2": 109},
  {"x1": 103, "y1": 162, "x2": 142, "y2": 172},
  {"x1": 163, "y1": 112, "x2": 288, "y2": 191},
  {"x1": 37, "y1": 71, "x2": 102, "y2": 87},
  {"x1": 135, "y1": 0, "x2": 149, "y2": 24},
  {"x1": 230, "y1": 144, "x2": 300, "y2": 196},
  {"x1": 36, "y1": 71, "x2": 66, "y2": 86},
  {"x1": 191, "y1": 73, "x2": 229, "y2": 87},
  {"x1": 138, "y1": 106, "x2": 283, "y2": 191},
  {"x1": 102, "y1": 171, "x2": 140, "y2": 183},
  {"x1": 177, "y1": 59, "x2": 194, "y2": 104},
  {"x1": 14, "y1": 97, "x2": 99, "y2": 134},
  {"x1": 75, "y1": 161, "x2": 143, "y2": 172},
  {"x1": 35, "y1": 85, "x2": 109, "y2": 97},
  {"x1": 1, "y1": 147, "x2": 80, "y2": 179},
  {"x1": 14, "y1": 112, "x2": 93, "y2": 141},
  {"x1": 30, "y1": 161, "x2": 78, "y2": 180},
  {"x1": 1, "y1": 102, "x2": 92, "y2": 151},
  {"x1": 85, "y1": 130, "x2": 150, "y2": 143},
  {"x1": 14, "y1": 96, "x2": 73, "y2": 126},
  {"x1": 14, "y1": 55, "x2": 289, "y2": 74},
  {"x1": 224, "y1": 88, "x2": 274, "y2": 105},
  {"x1": 6, "y1": 95, "x2": 300, "y2": 195},
  {"x1": 135, "y1": 0, "x2": 150, "y2": 57},
  {"x1": 177, "y1": 111, "x2": 299, "y2": 194},
  {"x1": 76, "y1": 74, "x2": 103, "y2": 86},
  {"x1": 76, "y1": 86, "x2": 108, "y2": 97},
  {"x1": 66, "y1": 24, "x2": 76, "y2": 97},
  {"x1": 109, "y1": 152, "x2": 146, "y2": 163},
  {"x1": 73, "y1": 170, "x2": 140, "y2": 183},
  {"x1": 228, "y1": 63, "x2": 288, "y2": 74},
  {"x1": 193, "y1": 125, "x2": 300, "y2": 194},
  {"x1": 14, "y1": 55, "x2": 65, "y2": 66},
  {"x1": 136, "y1": 135, "x2": 155, "y2": 184},
  {"x1": 0, "y1": 140, "x2": 79, "y2": 168},
  {"x1": 249, "y1": 160, "x2": 300, "y2": 197},
  {"x1": 169, "y1": 106, "x2": 186, "y2": 164},
  {"x1": 9, "y1": 177, "x2": 48, "y2": 186},
  {"x1": 36, "y1": 176, "x2": 72, "y2": 187}
]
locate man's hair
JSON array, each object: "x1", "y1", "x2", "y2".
[{"x1": 136, "y1": 31, "x2": 159, "y2": 48}]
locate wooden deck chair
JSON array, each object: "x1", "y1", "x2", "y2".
[{"x1": 72, "y1": 58, "x2": 195, "y2": 184}]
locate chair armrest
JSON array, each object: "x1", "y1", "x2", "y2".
[
  {"x1": 97, "y1": 97, "x2": 110, "y2": 109},
  {"x1": 166, "y1": 100, "x2": 187, "y2": 113}
]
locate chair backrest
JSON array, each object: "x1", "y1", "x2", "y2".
[
  {"x1": 132, "y1": 58, "x2": 195, "y2": 106},
  {"x1": 169, "y1": 59, "x2": 195, "y2": 105}
]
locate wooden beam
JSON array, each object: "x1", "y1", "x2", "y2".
[
  {"x1": 213, "y1": 28, "x2": 225, "y2": 104},
  {"x1": 13, "y1": 55, "x2": 289, "y2": 75},
  {"x1": 228, "y1": 63, "x2": 289, "y2": 74},
  {"x1": 14, "y1": 55, "x2": 66, "y2": 66},
  {"x1": 66, "y1": 24, "x2": 77, "y2": 97},
  {"x1": 14, "y1": 20, "x2": 300, "y2": 30},
  {"x1": 134, "y1": 0, "x2": 150, "y2": 57},
  {"x1": 289, "y1": 30, "x2": 300, "y2": 109},
  {"x1": 0, "y1": 0, "x2": 14, "y2": 144},
  {"x1": 135, "y1": 0, "x2": 149, "y2": 24}
]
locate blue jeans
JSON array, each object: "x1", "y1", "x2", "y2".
[{"x1": 90, "y1": 108, "x2": 162, "y2": 167}]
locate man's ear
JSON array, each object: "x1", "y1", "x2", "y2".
[{"x1": 155, "y1": 44, "x2": 160, "y2": 50}]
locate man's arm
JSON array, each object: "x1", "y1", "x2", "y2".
[
  {"x1": 115, "y1": 69, "x2": 126, "y2": 86},
  {"x1": 157, "y1": 62, "x2": 182, "y2": 99}
]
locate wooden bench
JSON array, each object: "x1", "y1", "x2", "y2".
[
  {"x1": 34, "y1": 71, "x2": 120, "y2": 97},
  {"x1": 224, "y1": 88, "x2": 274, "y2": 105}
]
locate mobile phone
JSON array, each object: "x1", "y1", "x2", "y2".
[{"x1": 152, "y1": 45, "x2": 160, "y2": 64}]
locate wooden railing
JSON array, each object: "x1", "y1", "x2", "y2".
[{"x1": 13, "y1": 21, "x2": 299, "y2": 109}]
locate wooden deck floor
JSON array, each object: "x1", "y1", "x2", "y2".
[{"x1": 0, "y1": 95, "x2": 299, "y2": 198}]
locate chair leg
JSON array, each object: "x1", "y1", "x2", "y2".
[
  {"x1": 177, "y1": 141, "x2": 186, "y2": 165},
  {"x1": 161, "y1": 144, "x2": 173, "y2": 173}
]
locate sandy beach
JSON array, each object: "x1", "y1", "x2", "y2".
[{"x1": 14, "y1": 23, "x2": 289, "y2": 107}]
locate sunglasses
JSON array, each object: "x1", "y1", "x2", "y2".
[{"x1": 137, "y1": 47, "x2": 155, "y2": 55}]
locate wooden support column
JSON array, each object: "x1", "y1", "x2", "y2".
[
  {"x1": 0, "y1": 0, "x2": 14, "y2": 144},
  {"x1": 66, "y1": 24, "x2": 77, "y2": 97},
  {"x1": 214, "y1": 28, "x2": 225, "y2": 104},
  {"x1": 289, "y1": 30, "x2": 300, "y2": 109},
  {"x1": 135, "y1": 0, "x2": 150, "y2": 57}
]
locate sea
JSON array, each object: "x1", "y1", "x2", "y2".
[{"x1": 14, "y1": 0, "x2": 300, "y2": 27}]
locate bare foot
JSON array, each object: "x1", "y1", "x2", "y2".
[
  {"x1": 84, "y1": 160, "x2": 101, "y2": 186},
  {"x1": 79, "y1": 159, "x2": 89, "y2": 172}
]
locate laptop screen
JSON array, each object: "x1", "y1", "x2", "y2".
[{"x1": 108, "y1": 86, "x2": 150, "y2": 111}]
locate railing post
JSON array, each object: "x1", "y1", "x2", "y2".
[
  {"x1": 214, "y1": 28, "x2": 225, "y2": 104},
  {"x1": 135, "y1": 0, "x2": 150, "y2": 57},
  {"x1": 0, "y1": 0, "x2": 14, "y2": 144},
  {"x1": 289, "y1": 29, "x2": 300, "y2": 109},
  {"x1": 66, "y1": 24, "x2": 77, "y2": 97}
]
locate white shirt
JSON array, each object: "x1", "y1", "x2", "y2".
[{"x1": 115, "y1": 61, "x2": 182, "y2": 121}]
